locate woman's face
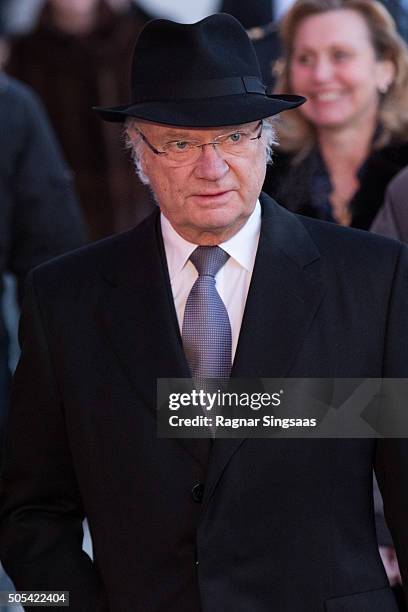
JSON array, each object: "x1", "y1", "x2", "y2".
[
  {"x1": 49, "y1": 0, "x2": 100, "y2": 14},
  {"x1": 289, "y1": 9, "x2": 394, "y2": 131}
]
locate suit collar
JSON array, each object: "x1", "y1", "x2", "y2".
[{"x1": 232, "y1": 192, "x2": 323, "y2": 378}]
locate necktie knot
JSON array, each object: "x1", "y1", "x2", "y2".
[{"x1": 190, "y1": 246, "x2": 230, "y2": 278}]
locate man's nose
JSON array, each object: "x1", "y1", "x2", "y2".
[{"x1": 193, "y1": 144, "x2": 229, "y2": 180}]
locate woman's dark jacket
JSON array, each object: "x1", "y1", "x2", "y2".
[{"x1": 263, "y1": 141, "x2": 408, "y2": 229}]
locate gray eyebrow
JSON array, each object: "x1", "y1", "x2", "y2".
[
  {"x1": 161, "y1": 124, "x2": 251, "y2": 141},
  {"x1": 163, "y1": 123, "x2": 247, "y2": 144}
]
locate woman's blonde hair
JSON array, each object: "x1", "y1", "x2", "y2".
[{"x1": 274, "y1": 0, "x2": 408, "y2": 157}]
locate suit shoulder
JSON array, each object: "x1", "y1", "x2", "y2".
[
  {"x1": 261, "y1": 191, "x2": 404, "y2": 261},
  {"x1": 29, "y1": 212, "x2": 158, "y2": 290},
  {"x1": 298, "y1": 213, "x2": 404, "y2": 261}
]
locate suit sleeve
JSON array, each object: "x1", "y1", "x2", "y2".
[
  {"x1": 0, "y1": 271, "x2": 108, "y2": 612},
  {"x1": 374, "y1": 243, "x2": 408, "y2": 605}
]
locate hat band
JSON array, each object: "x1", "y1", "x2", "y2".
[{"x1": 132, "y1": 76, "x2": 266, "y2": 102}]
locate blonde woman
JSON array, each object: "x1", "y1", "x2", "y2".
[{"x1": 263, "y1": 0, "x2": 408, "y2": 228}]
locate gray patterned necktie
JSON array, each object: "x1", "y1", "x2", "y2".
[{"x1": 182, "y1": 246, "x2": 232, "y2": 389}]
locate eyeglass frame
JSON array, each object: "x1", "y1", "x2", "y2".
[{"x1": 134, "y1": 120, "x2": 264, "y2": 160}]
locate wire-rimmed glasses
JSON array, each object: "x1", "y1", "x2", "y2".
[{"x1": 135, "y1": 121, "x2": 263, "y2": 166}]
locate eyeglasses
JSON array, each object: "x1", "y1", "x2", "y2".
[{"x1": 135, "y1": 121, "x2": 263, "y2": 166}]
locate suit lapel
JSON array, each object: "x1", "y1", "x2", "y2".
[
  {"x1": 99, "y1": 212, "x2": 210, "y2": 468},
  {"x1": 204, "y1": 194, "x2": 326, "y2": 505},
  {"x1": 232, "y1": 193, "x2": 325, "y2": 379}
]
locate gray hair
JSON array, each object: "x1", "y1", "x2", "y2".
[
  {"x1": 124, "y1": 119, "x2": 150, "y2": 185},
  {"x1": 124, "y1": 117, "x2": 278, "y2": 186}
]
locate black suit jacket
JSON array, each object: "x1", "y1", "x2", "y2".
[{"x1": 1, "y1": 194, "x2": 408, "y2": 611}]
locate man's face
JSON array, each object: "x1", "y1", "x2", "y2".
[{"x1": 133, "y1": 120, "x2": 267, "y2": 245}]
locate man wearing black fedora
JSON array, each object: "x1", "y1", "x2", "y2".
[{"x1": 0, "y1": 12, "x2": 407, "y2": 612}]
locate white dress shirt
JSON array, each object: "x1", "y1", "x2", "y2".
[{"x1": 161, "y1": 200, "x2": 261, "y2": 362}]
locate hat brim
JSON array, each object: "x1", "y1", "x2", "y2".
[{"x1": 93, "y1": 93, "x2": 305, "y2": 127}]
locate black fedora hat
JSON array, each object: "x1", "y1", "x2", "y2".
[{"x1": 94, "y1": 13, "x2": 305, "y2": 127}]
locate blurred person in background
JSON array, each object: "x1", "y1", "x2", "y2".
[
  {"x1": 0, "y1": 24, "x2": 86, "y2": 611},
  {"x1": 371, "y1": 164, "x2": 408, "y2": 240},
  {"x1": 5, "y1": 0, "x2": 154, "y2": 240},
  {"x1": 263, "y1": 0, "x2": 408, "y2": 229},
  {"x1": 0, "y1": 23, "x2": 86, "y2": 434}
]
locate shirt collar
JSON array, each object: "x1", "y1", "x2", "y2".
[
  {"x1": 161, "y1": 199, "x2": 261, "y2": 280},
  {"x1": 221, "y1": 199, "x2": 261, "y2": 272}
]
